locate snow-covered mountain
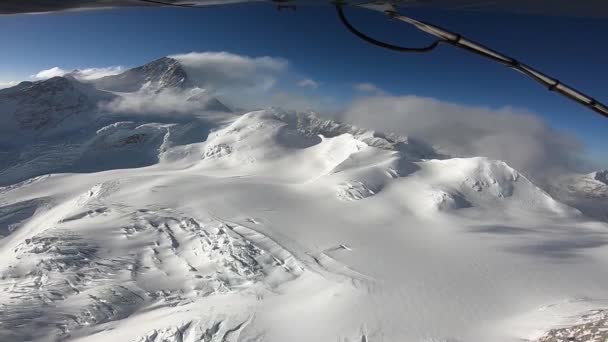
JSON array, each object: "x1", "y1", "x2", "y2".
[
  {"x1": 1, "y1": 57, "x2": 608, "y2": 342},
  {"x1": 568, "y1": 170, "x2": 608, "y2": 198},
  {"x1": 547, "y1": 170, "x2": 608, "y2": 221},
  {"x1": 0, "y1": 76, "x2": 115, "y2": 136},
  {"x1": 0, "y1": 58, "x2": 234, "y2": 186},
  {"x1": 89, "y1": 56, "x2": 231, "y2": 111},
  {"x1": 92, "y1": 57, "x2": 194, "y2": 92}
]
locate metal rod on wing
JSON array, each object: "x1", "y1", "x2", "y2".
[{"x1": 356, "y1": 4, "x2": 608, "y2": 119}]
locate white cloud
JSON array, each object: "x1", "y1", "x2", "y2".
[
  {"x1": 266, "y1": 92, "x2": 338, "y2": 112},
  {"x1": 31, "y1": 66, "x2": 124, "y2": 81},
  {"x1": 297, "y1": 79, "x2": 319, "y2": 89},
  {"x1": 354, "y1": 82, "x2": 387, "y2": 96},
  {"x1": 71, "y1": 66, "x2": 125, "y2": 80},
  {"x1": 31, "y1": 67, "x2": 68, "y2": 80},
  {"x1": 100, "y1": 88, "x2": 222, "y2": 115},
  {"x1": 338, "y1": 95, "x2": 588, "y2": 181},
  {"x1": 0, "y1": 80, "x2": 18, "y2": 89},
  {"x1": 170, "y1": 52, "x2": 288, "y2": 93}
]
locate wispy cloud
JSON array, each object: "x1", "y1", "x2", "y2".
[
  {"x1": 297, "y1": 79, "x2": 319, "y2": 89},
  {"x1": 100, "y1": 88, "x2": 226, "y2": 115},
  {"x1": 31, "y1": 67, "x2": 67, "y2": 80},
  {"x1": 167, "y1": 52, "x2": 332, "y2": 111},
  {"x1": 354, "y1": 82, "x2": 387, "y2": 96},
  {"x1": 0, "y1": 80, "x2": 18, "y2": 89},
  {"x1": 31, "y1": 66, "x2": 125, "y2": 81},
  {"x1": 170, "y1": 52, "x2": 288, "y2": 93},
  {"x1": 71, "y1": 66, "x2": 125, "y2": 80}
]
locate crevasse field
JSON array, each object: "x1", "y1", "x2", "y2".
[{"x1": 1, "y1": 57, "x2": 608, "y2": 342}]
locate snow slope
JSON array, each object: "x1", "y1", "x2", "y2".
[{"x1": 2, "y1": 104, "x2": 608, "y2": 342}]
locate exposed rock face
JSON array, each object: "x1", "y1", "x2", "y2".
[
  {"x1": 92, "y1": 57, "x2": 194, "y2": 92},
  {"x1": 594, "y1": 170, "x2": 608, "y2": 185}
]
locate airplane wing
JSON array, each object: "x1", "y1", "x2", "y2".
[{"x1": 2, "y1": 0, "x2": 608, "y2": 16}]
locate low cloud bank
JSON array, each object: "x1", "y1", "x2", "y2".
[
  {"x1": 100, "y1": 88, "x2": 228, "y2": 116},
  {"x1": 338, "y1": 95, "x2": 589, "y2": 179}
]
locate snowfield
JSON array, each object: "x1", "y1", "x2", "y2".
[{"x1": 1, "y1": 58, "x2": 608, "y2": 342}]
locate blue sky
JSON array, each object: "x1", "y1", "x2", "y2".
[{"x1": 1, "y1": 3, "x2": 606, "y2": 167}]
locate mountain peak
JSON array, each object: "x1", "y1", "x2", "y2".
[
  {"x1": 145, "y1": 56, "x2": 178, "y2": 67},
  {"x1": 91, "y1": 56, "x2": 194, "y2": 92}
]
